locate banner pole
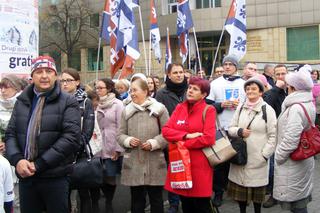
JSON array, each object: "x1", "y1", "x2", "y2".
[
  {"x1": 138, "y1": 6, "x2": 149, "y2": 76},
  {"x1": 95, "y1": 37, "x2": 102, "y2": 81},
  {"x1": 192, "y1": 27, "x2": 201, "y2": 71},
  {"x1": 210, "y1": 27, "x2": 225, "y2": 79}
]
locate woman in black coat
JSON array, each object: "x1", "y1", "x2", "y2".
[{"x1": 61, "y1": 68, "x2": 95, "y2": 213}]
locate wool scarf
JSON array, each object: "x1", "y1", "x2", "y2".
[
  {"x1": 25, "y1": 94, "x2": 46, "y2": 161},
  {"x1": 165, "y1": 77, "x2": 188, "y2": 98},
  {"x1": 98, "y1": 93, "x2": 116, "y2": 109}
]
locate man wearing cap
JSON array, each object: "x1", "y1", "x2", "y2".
[
  {"x1": 206, "y1": 54, "x2": 246, "y2": 207},
  {"x1": 5, "y1": 56, "x2": 81, "y2": 213}
]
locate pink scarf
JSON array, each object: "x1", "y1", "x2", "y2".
[{"x1": 246, "y1": 97, "x2": 262, "y2": 111}]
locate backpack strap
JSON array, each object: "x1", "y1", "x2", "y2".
[{"x1": 262, "y1": 104, "x2": 267, "y2": 123}]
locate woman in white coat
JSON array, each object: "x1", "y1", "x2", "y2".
[
  {"x1": 273, "y1": 67, "x2": 315, "y2": 213},
  {"x1": 228, "y1": 78, "x2": 277, "y2": 213}
]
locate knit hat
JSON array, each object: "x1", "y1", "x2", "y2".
[
  {"x1": 1, "y1": 74, "x2": 23, "y2": 92},
  {"x1": 222, "y1": 54, "x2": 239, "y2": 69},
  {"x1": 255, "y1": 74, "x2": 271, "y2": 89},
  {"x1": 244, "y1": 77, "x2": 265, "y2": 92},
  {"x1": 285, "y1": 67, "x2": 313, "y2": 91},
  {"x1": 31, "y1": 56, "x2": 57, "y2": 76}
]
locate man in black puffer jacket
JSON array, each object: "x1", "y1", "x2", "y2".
[{"x1": 5, "y1": 56, "x2": 81, "y2": 213}]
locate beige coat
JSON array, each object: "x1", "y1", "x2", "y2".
[
  {"x1": 228, "y1": 98, "x2": 277, "y2": 187},
  {"x1": 273, "y1": 91, "x2": 315, "y2": 202},
  {"x1": 117, "y1": 98, "x2": 169, "y2": 186}
]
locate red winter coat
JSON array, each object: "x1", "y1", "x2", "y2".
[{"x1": 162, "y1": 99, "x2": 216, "y2": 197}]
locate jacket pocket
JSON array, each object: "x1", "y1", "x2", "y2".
[{"x1": 122, "y1": 152, "x2": 132, "y2": 169}]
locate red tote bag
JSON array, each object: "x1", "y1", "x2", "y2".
[{"x1": 168, "y1": 141, "x2": 192, "y2": 189}]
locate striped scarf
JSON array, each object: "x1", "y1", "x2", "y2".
[{"x1": 24, "y1": 95, "x2": 46, "y2": 161}]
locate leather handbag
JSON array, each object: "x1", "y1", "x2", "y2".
[
  {"x1": 70, "y1": 144, "x2": 105, "y2": 189},
  {"x1": 202, "y1": 111, "x2": 237, "y2": 167},
  {"x1": 229, "y1": 106, "x2": 258, "y2": 165},
  {"x1": 290, "y1": 103, "x2": 320, "y2": 160}
]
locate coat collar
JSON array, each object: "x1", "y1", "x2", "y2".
[
  {"x1": 281, "y1": 90, "x2": 313, "y2": 111},
  {"x1": 242, "y1": 98, "x2": 264, "y2": 112},
  {"x1": 18, "y1": 81, "x2": 61, "y2": 105},
  {"x1": 124, "y1": 97, "x2": 164, "y2": 120}
]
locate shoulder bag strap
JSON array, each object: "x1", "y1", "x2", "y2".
[
  {"x1": 246, "y1": 110, "x2": 259, "y2": 129},
  {"x1": 295, "y1": 103, "x2": 314, "y2": 127}
]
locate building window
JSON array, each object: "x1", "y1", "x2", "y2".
[
  {"x1": 70, "y1": 18, "x2": 78, "y2": 31},
  {"x1": 88, "y1": 48, "x2": 103, "y2": 71},
  {"x1": 70, "y1": 51, "x2": 81, "y2": 71},
  {"x1": 287, "y1": 26, "x2": 319, "y2": 61},
  {"x1": 196, "y1": 0, "x2": 221, "y2": 9},
  {"x1": 90, "y1": 13, "x2": 100, "y2": 28},
  {"x1": 168, "y1": 0, "x2": 178, "y2": 14}
]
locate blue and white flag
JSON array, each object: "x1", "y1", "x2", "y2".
[
  {"x1": 116, "y1": 0, "x2": 140, "y2": 78},
  {"x1": 177, "y1": 0, "x2": 193, "y2": 64},
  {"x1": 225, "y1": 0, "x2": 246, "y2": 61},
  {"x1": 150, "y1": 0, "x2": 161, "y2": 63}
]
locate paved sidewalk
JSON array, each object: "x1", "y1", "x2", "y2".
[{"x1": 219, "y1": 157, "x2": 320, "y2": 213}]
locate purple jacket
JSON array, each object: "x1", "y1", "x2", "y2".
[{"x1": 97, "y1": 98, "x2": 124, "y2": 159}]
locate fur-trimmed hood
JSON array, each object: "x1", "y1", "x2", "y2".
[{"x1": 124, "y1": 97, "x2": 166, "y2": 120}]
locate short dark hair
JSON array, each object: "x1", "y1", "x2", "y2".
[
  {"x1": 167, "y1": 63, "x2": 184, "y2": 74},
  {"x1": 274, "y1": 64, "x2": 287, "y2": 73},
  {"x1": 98, "y1": 78, "x2": 120, "y2": 99},
  {"x1": 61, "y1": 68, "x2": 80, "y2": 81}
]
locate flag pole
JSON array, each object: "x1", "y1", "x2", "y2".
[
  {"x1": 149, "y1": 30, "x2": 152, "y2": 76},
  {"x1": 95, "y1": 37, "x2": 102, "y2": 81},
  {"x1": 210, "y1": 27, "x2": 225, "y2": 79},
  {"x1": 188, "y1": 34, "x2": 191, "y2": 70},
  {"x1": 192, "y1": 27, "x2": 201, "y2": 71},
  {"x1": 137, "y1": 6, "x2": 148, "y2": 76}
]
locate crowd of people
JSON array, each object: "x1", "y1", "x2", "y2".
[{"x1": 0, "y1": 54, "x2": 319, "y2": 213}]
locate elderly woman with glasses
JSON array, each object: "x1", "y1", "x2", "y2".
[{"x1": 117, "y1": 77, "x2": 169, "y2": 213}]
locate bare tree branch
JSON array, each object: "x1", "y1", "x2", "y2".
[{"x1": 40, "y1": 0, "x2": 99, "y2": 66}]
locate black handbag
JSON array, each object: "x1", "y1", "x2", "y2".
[
  {"x1": 70, "y1": 144, "x2": 105, "y2": 189},
  {"x1": 229, "y1": 106, "x2": 258, "y2": 165}
]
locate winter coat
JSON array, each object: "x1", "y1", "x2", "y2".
[
  {"x1": 5, "y1": 82, "x2": 81, "y2": 178},
  {"x1": 228, "y1": 99, "x2": 277, "y2": 187},
  {"x1": 273, "y1": 91, "x2": 315, "y2": 202},
  {"x1": 76, "y1": 89, "x2": 95, "y2": 151},
  {"x1": 263, "y1": 86, "x2": 287, "y2": 117},
  {"x1": 162, "y1": 99, "x2": 216, "y2": 197},
  {"x1": 117, "y1": 98, "x2": 169, "y2": 186},
  {"x1": 155, "y1": 86, "x2": 186, "y2": 116},
  {"x1": 97, "y1": 98, "x2": 124, "y2": 159}
]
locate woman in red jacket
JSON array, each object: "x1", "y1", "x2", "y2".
[{"x1": 162, "y1": 77, "x2": 216, "y2": 213}]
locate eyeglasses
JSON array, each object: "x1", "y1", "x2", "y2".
[
  {"x1": 60, "y1": 79, "x2": 75, "y2": 84},
  {"x1": 95, "y1": 87, "x2": 107, "y2": 90}
]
